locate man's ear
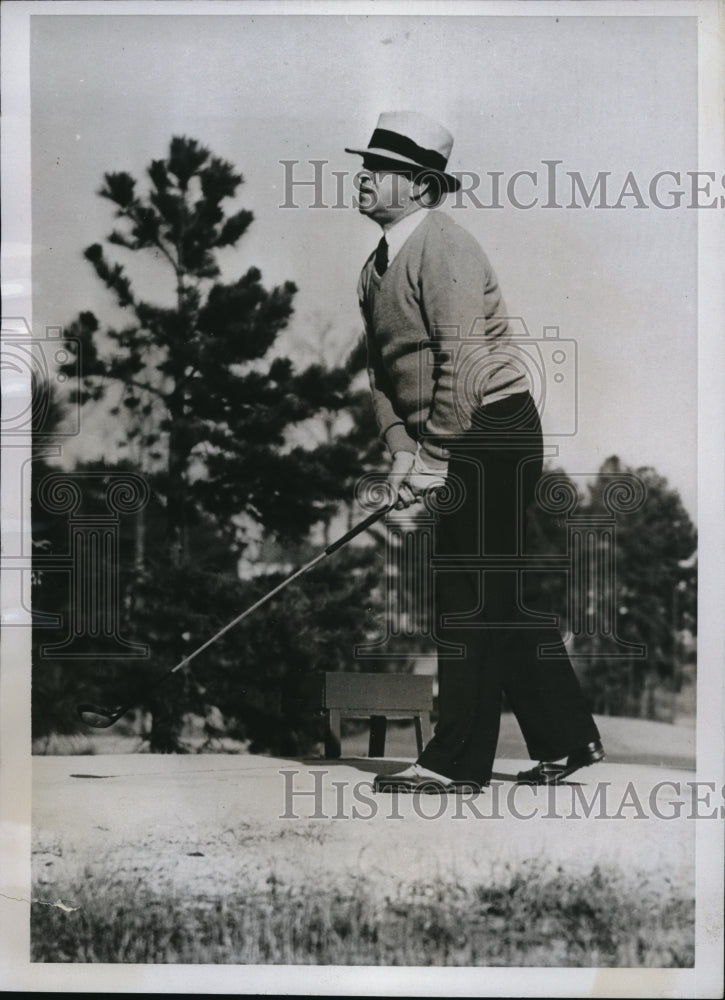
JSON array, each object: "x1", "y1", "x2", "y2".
[{"x1": 414, "y1": 172, "x2": 445, "y2": 208}]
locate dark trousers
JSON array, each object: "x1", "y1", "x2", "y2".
[{"x1": 417, "y1": 392, "x2": 600, "y2": 783}]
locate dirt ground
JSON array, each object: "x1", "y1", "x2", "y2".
[
  {"x1": 32, "y1": 748, "x2": 696, "y2": 916},
  {"x1": 26, "y1": 713, "x2": 701, "y2": 984}
]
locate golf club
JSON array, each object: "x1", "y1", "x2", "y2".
[{"x1": 77, "y1": 497, "x2": 399, "y2": 729}]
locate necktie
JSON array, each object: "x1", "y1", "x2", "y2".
[{"x1": 374, "y1": 235, "x2": 388, "y2": 276}]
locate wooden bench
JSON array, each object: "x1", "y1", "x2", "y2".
[{"x1": 308, "y1": 672, "x2": 434, "y2": 759}]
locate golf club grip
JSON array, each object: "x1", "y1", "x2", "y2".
[{"x1": 324, "y1": 503, "x2": 394, "y2": 555}]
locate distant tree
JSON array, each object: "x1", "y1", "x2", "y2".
[
  {"x1": 576, "y1": 456, "x2": 697, "y2": 719},
  {"x1": 31, "y1": 385, "x2": 82, "y2": 745}
]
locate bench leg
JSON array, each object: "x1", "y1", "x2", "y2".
[
  {"x1": 325, "y1": 709, "x2": 342, "y2": 759},
  {"x1": 414, "y1": 713, "x2": 432, "y2": 755},
  {"x1": 368, "y1": 715, "x2": 387, "y2": 757}
]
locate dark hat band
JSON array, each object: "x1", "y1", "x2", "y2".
[{"x1": 368, "y1": 128, "x2": 448, "y2": 173}]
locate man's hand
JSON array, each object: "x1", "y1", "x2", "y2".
[
  {"x1": 387, "y1": 451, "x2": 417, "y2": 509},
  {"x1": 405, "y1": 449, "x2": 447, "y2": 500},
  {"x1": 388, "y1": 449, "x2": 448, "y2": 509}
]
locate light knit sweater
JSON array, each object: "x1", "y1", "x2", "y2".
[{"x1": 358, "y1": 210, "x2": 530, "y2": 463}]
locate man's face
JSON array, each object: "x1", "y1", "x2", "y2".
[{"x1": 355, "y1": 165, "x2": 416, "y2": 227}]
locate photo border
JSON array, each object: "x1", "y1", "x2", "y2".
[{"x1": 1, "y1": 1, "x2": 722, "y2": 995}]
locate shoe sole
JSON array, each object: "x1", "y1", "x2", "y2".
[
  {"x1": 517, "y1": 750, "x2": 606, "y2": 786},
  {"x1": 373, "y1": 780, "x2": 485, "y2": 795}
]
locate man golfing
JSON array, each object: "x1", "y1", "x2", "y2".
[{"x1": 347, "y1": 111, "x2": 604, "y2": 793}]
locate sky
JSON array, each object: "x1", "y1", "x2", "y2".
[{"x1": 29, "y1": 10, "x2": 700, "y2": 517}]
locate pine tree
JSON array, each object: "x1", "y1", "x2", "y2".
[
  {"x1": 52, "y1": 136, "x2": 381, "y2": 751},
  {"x1": 63, "y1": 137, "x2": 359, "y2": 552}
]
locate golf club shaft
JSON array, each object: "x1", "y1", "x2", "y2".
[
  {"x1": 100, "y1": 500, "x2": 396, "y2": 719},
  {"x1": 169, "y1": 550, "x2": 328, "y2": 676},
  {"x1": 170, "y1": 499, "x2": 395, "y2": 674}
]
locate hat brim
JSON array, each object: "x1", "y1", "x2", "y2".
[{"x1": 345, "y1": 146, "x2": 461, "y2": 192}]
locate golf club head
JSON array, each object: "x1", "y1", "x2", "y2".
[{"x1": 76, "y1": 703, "x2": 122, "y2": 729}]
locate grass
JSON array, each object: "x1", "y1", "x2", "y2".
[{"x1": 31, "y1": 861, "x2": 693, "y2": 967}]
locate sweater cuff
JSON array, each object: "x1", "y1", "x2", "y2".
[
  {"x1": 418, "y1": 439, "x2": 450, "y2": 467},
  {"x1": 383, "y1": 421, "x2": 417, "y2": 456},
  {"x1": 412, "y1": 448, "x2": 448, "y2": 478}
]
